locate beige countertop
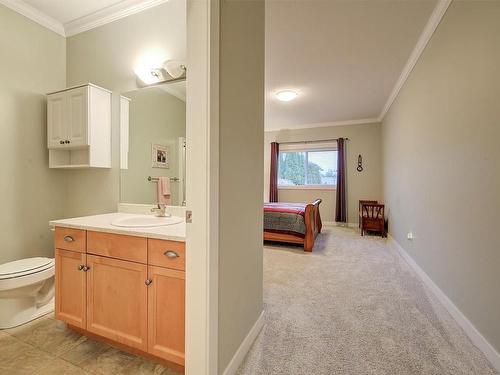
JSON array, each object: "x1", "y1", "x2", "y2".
[{"x1": 50, "y1": 213, "x2": 186, "y2": 242}]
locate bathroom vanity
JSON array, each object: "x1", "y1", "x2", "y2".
[
  {"x1": 50, "y1": 213, "x2": 186, "y2": 367},
  {"x1": 47, "y1": 77, "x2": 189, "y2": 368}
]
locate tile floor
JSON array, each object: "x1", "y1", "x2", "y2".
[{"x1": 0, "y1": 313, "x2": 182, "y2": 375}]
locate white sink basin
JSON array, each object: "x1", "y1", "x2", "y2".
[{"x1": 111, "y1": 215, "x2": 183, "y2": 228}]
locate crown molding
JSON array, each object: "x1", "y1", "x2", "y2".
[
  {"x1": 267, "y1": 118, "x2": 380, "y2": 132},
  {"x1": 378, "y1": 0, "x2": 452, "y2": 122},
  {"x1": 0, "y1": 0, "x2": 169, "y2": 37},
  {"x1": 0, "y1": 0, "x2": 65, "y2": 36},
  {"x1": 64, "y1": 0, "x2": 169, "y2": 37}
]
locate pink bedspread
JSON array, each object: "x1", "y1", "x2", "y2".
[{"x1": 264, "y1": 202, "x2": 307, "y2": 216}]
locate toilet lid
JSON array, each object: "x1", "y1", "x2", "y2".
[{"x1": 0, "y1": 257, "x2": 54, "y2": 278}]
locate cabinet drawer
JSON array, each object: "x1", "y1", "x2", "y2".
[
  {"x1": 148, "y1": 239, "x2": 185, "y2": 271},
  {"x1": 55, "y1": 227, "x2": 86, "y2": 253},
  {"x1": 87, "y1": 231, "x2": 147, "y2": 264}
]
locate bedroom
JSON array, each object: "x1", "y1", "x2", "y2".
[{"x1": 246, "y1": 1, "x2": 500, "y2": 374}]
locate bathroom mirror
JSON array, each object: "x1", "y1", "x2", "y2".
[{"x1": 120, "y1": 80, "x2": 186, "y2": 206}]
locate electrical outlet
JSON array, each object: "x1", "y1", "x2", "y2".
[{"x1": 407, "y1": 232, "x2": 414, "y2": 241}]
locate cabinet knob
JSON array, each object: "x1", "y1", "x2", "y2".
[
  {"x1": 145, "y1": 279, "x2": 153, "y2": 286},
  {"x1": 59, "y1": 140, "x2": 64, "y2": 144},
  {"x1": 164, "y1": 251, "x2": 179, "y2": 258},
  {"x1": 65, "y1": 140, "x2": 70, "y2": 144},
  {"x1": 78, "y1": 265, "x2": 84, "y2": 271},
  {"x1": 82, "y1": 265, "x2": 90, "y2": 272},
  {"x1": 63, "y1": 235, "x2": 74, "y2": 242}
]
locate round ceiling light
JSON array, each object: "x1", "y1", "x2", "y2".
[{"x1": 275, "y1": 90, "x2": 298, "y2": 102}]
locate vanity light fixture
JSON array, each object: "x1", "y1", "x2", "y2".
[
  {"x1": 135, "y1": 60, "x2": 186, "y2": 85},
  {"x1": 276, "y1": 89, "x2": 298, "y2": 102},
  {"x1": 164, "y1": 60, "x2": 186, "y2": 79},
  {"x1": 135, "y1": 68, "x2": 162, "y2": 85}
]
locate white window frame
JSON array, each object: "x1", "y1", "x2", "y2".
[{"x1": 277, "y1": 142, "x2": 338, "y2": 190}]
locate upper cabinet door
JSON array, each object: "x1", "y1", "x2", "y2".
[
  {"x1": 47, "y1": 93, "x2": 66, "y2": 148},
  {"x1": 66, "y1": 86, "x2": 89, "y2": 147},
  {"x1": 86, "y1": 255, "x2": 148, "y2": 351}
]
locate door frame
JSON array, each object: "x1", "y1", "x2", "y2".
[{"x1": 185, "y1": 0, "x2": 219, "y2": 374}]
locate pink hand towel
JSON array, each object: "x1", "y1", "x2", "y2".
[{"x1": 157, "y1": 177, "x2": 171, "y2": 205}]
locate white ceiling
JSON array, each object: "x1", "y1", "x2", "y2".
[
  {"x1": 23, "y1": 0, "x2": 123, "y2": 24},
  {"x1": 0, "y1": 0, "x2": 169, "y2": 36},
  {"x1": 266, "y1": 0, "x2": 440, "y2": 130}
]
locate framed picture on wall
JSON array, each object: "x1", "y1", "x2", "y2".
[{"x1": 152, "y1": 143, "x2": 169, "y2": 169}]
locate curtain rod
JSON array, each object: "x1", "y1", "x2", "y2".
[{"x1": 275, "y1": 138, "x2": 349, "y2": 145}]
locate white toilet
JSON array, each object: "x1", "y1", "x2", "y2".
[{"x1": 0, "y1": 257, "x2": 55, "y2": 329}]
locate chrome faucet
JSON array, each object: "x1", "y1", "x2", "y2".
[{"x1": 151, "y1": 204, "x2": 168, "y2": 217}]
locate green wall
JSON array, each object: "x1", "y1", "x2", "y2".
[
  {"x1": 382, "y1": 1, "x2": 500, "y2": 353},
  {"x1": 0, "y1": 4, "x2": 66, "y2": 263}
]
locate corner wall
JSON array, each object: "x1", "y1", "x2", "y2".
[
  {"x1": 382, "y1": 1, "x2": 500, "y2": 355},
  {"x1": 218, "y1": 0, "x2": 265, "y2": 372},
  {"x1": 264, "y1": 123, "x2": 382, "y2": 223},
  {"x1": 0, "y1": 5, "x2": 66, "y2": 263},
  {"x1": 65, "y1": 0, "x2": 186, "y2": 217}
]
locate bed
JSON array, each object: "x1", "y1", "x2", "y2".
[{"x1": 263, "y1": 199, "x2": 322, "y2": 252}]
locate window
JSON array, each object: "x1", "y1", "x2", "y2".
[{"x1": 278, "y1": 149, "x2": 337, "y2": 188}]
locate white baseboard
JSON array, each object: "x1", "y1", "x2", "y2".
[
  {"x1": 222, "y1": 310, "x2": 265, "y2": 375},
  {"x1": 388, "y1": 235, "x2": 500, "y2": 372}
]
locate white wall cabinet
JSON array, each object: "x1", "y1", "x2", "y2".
[
  {"x1": 47, "y1": 84, "x2": 111, "y2": 169},
  {"x1": 47, "y1": 92, "x2": 66, "y2": 148},
  {"x1": 119, "y1": 95, "x2": 130, "y2": 170}
]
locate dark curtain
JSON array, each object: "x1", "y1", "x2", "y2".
[
  {"x1": 269, "y1": 142, "x2": 279, "y2": 202},
  {"x1": 335, "y1": 138, "x2": 347, "y2": 222}
]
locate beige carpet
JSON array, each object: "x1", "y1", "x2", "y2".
[{"x1": 237, "y1": 226, "x2": 497, "y2": 375}]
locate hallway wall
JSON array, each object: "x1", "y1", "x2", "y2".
[
  {"x1": 218, "y1": 0, "x2": 265, "y2": 372},
  {"x1": 382, "y1": 0, "x2": 500, "y2": 356}
]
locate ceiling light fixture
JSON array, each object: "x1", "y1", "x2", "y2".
[{"x1": 275, "y1": 90, "x2": 298, "y2": 102}]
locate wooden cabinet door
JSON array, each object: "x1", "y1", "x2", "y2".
[
  {"x1": 86, "y1": 255, "x2": 148, "y2": 351},
  {"x1": 148, "y1": 266, "x2": 185, "y2": 365},
  {"x1": 55, "y1": 249, "x2": 86, "y2": 328},
  {"x1": 47, "y1": 93, "x2": 66, "y2": 148},
  {"x1": 66, "y1": 86, "x2": 88, "y2": 147}
]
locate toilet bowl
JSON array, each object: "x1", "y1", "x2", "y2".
[{"x1": 0, "y1": 257, "x2": 55, "y2": 329}]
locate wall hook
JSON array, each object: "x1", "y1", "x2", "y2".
[{"x1": 357, "y1": 154, "x2": 363, "y2": 172}]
